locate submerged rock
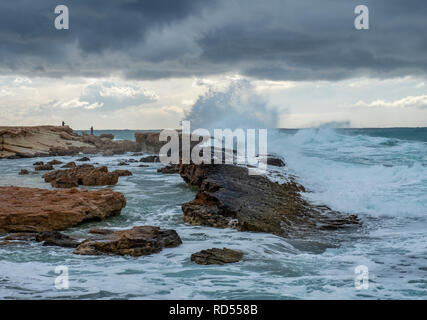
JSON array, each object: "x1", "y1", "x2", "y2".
[
  {"x1": 74, "y1": 226, "x2": 182, "y2": 257},
  {"x1": 43, "y1": 165, "x2": 120, "y2": 188},
  {"x1": 48, "y1": 159, "x2": 63, "y2": 165},
  {"x1": 18, "y1": 169, "x2": 29, "y2": 175},
  {"x1": 35, "y1": 231, "x2": 80, "y2": 248},
  {"x1": 114, "y1": 169, "x2": 132, "y2": 177},
  {"x1": 191, "y1": 248, "x2": 243, "y2": 265},
  {"x1": 140, "y1": 155, "x2": 160, "y2": 163},
  {"x1": 0, "y1": 186, "x2": 126, "y2": 232},
  {"x1": 61, "y1": 161, "x2": 76, "y2": 168},
  {"x1": 35, "y1": 163, "x2": 54, "y2": 171},
  {"x1": 77, "y1": 157, "x2": 90, "y2": 162},
  {"x1": 157, "y1": 165, "x2": 179, "y2": 174}
]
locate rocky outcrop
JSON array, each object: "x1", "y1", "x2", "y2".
[
  {"x1": 74, "y1": 226, "x2": 182, "y2": 257},
  {"x1": 191, "y1": 248, "x2": 243, "y2": 265},
  {"x1": 42, "y1": 165, "x2": 120, "y2": 188},
  {"x1": 140, "y1": 155, "x2": 160, "y2": 163},
  {"x1": 135, "y1": 132, "x2": 164, "y2": 154},
  {"x1": 35, "y1": 163, "x2": 54, "y2": 171},
  {"x1": 62, "y1": 161, "x2": 76, "y2": 168},
  {"x1": 0, "y1": 126, "x2": 140, "y2": 159},
  {"x1": 35, "y1": 231, "x2": 80, "y2": 248},
  {"x1": 0, "y1": 187, "x2": 126, "y2": 232},
  {"x1": 114, "y1": 170, "x2": 132, "y2": 177},
  {"x1": 157, "y1": 165, "x2": 179, "y2": 174},
  {"x1": 178, "y1": 163, "x2": 359, "y2": 238},
  {"x1": 0, "y1": 126, "x2": 93, "y2": 158}
]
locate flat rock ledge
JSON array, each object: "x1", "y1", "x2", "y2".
[
  {"x1": 74, "y1": 226, "x2": 182, "y2": 257},
  {"x1": 42, "y1": 165, "x2": 125, "y2": 188},
  {"x1": 191, "y1": 248, "x2": 243, "y2": 265},
  {"x1": 0, "y1": 125, "x2": 139, "y2": 159},
  {"x1": 0, "y1": 186, "x2": 126, "y2": 232},
  {"x1": 178, "y1": 163, "x2": 359, "y2": 238}
]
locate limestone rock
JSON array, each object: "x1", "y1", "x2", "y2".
[{"x1": 0, "y1": 187, "x2": 126, "y2": 232}]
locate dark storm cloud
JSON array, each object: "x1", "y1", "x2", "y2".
[{"x1": 0, "y1": 0, "x2": 426, "y2": 81}]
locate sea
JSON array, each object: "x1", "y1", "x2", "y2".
[{"x1": 0, "y1": 127, "x2": 426, "y2": 299}]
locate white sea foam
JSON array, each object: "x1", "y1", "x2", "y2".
[{"x1": 268, "y1": 129, "x2": 427, "y2": 218}]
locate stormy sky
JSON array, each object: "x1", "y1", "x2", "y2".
[{"x1": 0, "y1": 0, "x2": 426, "y2": 129}]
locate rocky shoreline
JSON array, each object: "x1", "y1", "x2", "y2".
[
  {"x1": 0, "y1": 127, "x2": 359, "y2": 261},
  {"x1": 0, "y1": 125, "x2": 139, "y2": 159}
]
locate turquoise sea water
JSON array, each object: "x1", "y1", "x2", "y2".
[{"x1": 0, "y1": 128, "x2": 426, "y2": 299}]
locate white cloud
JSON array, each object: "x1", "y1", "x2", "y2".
[{"x1": 355, "y1": 95, "x2": 427, "y2": 109}]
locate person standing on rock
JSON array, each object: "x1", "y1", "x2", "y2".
[
  {"x1": 90, "y1": 126, "x2": 94, "y2": 135},
  {"x1": 62, "y1": 121, "x2": 65, "y2": 126}
]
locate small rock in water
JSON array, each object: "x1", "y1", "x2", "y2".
[
  {"x1": 61, "y1": 161, "x2": 76, "y2": 168},
  {"x1": 74, "y1": 226, "x2": 182, "y2": 257},
  {"x1": 35, "y1": 164, "x2": 54, "y2": 171},
  {"x1": 191, "y1": 248, "x2": 243, "y2": 265},
  {"x1": 140, "y1": 155, "x2": 160, "y2": 163},
  {"x1": 114, "y1": 169, "x2": 132, "y2": 177},
  {"x1": 157, "y1": 165, "x2": 179, "y2": 174},
  {"x1": 19, "y1": 169, "x2": 29, "y2": 175},
  {"x1": 48, "y1": 160, "x2": 63, "y2": 165},
  {"x1": 118, "y1": 161, "x2": 129, "y2": 166},
  {"x1": 35, "y1": 231, "x2": 80, "y2": 248},
  {"x1": 33, "y1": 161, "x2": 44, "y2": 166},
  {"x1": 266, "y1": 156, "x2": 285, "y2": 167},
  {"x1": 77, "y1": 157, "x2": 90, "y2": 162}
]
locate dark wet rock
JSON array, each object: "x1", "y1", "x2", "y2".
[
  {"x1": 266, "y1": 156, "x2": 285, "y2": 167},
  {"x1": 118, "y1": 161, "x2": 129, "y2": 166},
  {"x1": 140, "y1": 155, "x2": 160, "y2": 163},
  {"x1": 48, "y1": 159, "x2": 63, "y2": 165},
  {"x1": 33, "y1": 161, "x2": 44, "y2": 166},
  {"x1": 77, "y1": 157, "x2": 90, "y2": 162},
  {"x1": 43, "y1": 165, "x2": 120, "y2": 188},
  {"x1": 157, "y1": 164, "x2": 179, "y2": 174},
  {"x1": 61, "y1": 161, "x2": 76, "y2": 168},
  {"x1": 114, "y1": 169, "x2": 132, "y2": 177},
  {"x1": 74, "y1": 226, "x2": 182, "y2": 257},
  {"x1": 35, "y1": 231, "x2": 80, "y2": 248},
  {"x1": 19, "y1": 169, "x2": 29, "y2": 175},
  {"x1": 178, "y1": 163, "x2": 359, "y2": 238},
  {"x1": 127, "y1": 159, "x2": 138, "y2": 163},
  {"x1": 191, "y1": 248, "x2": 243, "y2": 265},
  {"x1": 132, "y1": 152, "x2": 143, "y2": 156},
  {"x1": 35, "y1": 163, "x2": 54, "y2": 171},
  {"x1": 138, "y1": 164, "x2": 149, "y2": 168}
]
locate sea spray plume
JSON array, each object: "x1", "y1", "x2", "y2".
[{"x1": 184, "y1": 79, "x2": 279, "y2": 129}]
